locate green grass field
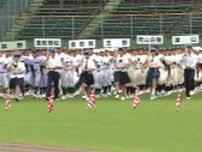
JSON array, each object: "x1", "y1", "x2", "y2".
[{"x1": 0, "y1": 93, "x2": 202, "y2": 152}]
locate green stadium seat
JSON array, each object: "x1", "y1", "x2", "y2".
[
  {"x1": 15, "y1": 0, "x2": 198, "y2": 40},
  {"x1": 0, "y1": 0, "x2": 8, "y2": 8}
]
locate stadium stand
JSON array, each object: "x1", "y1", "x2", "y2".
[
  {"x1": 17, "y1": 18, "x2": 92, "y2": 39},
  {"x1": 15, "y1": 0, "x2": 108, "y2": 40},
  {"x1": 111, "y1": 5, "x2": 191, "y2": 14},
  {"x1": 0, "y1": 0, "x2": 33, "y2": 40},
  {"x1": 0, "y1": 0, "x2": 8, "y2": 9},
  {"x1": 91, "y1": 1, "x2": 191, "y2": 39},
  {"x1": 180, "y1": 15, "x2": 202, "y2": 34},
  {"x1": 92, "y1": 16, "x2": 182, "y2": 38},
  {"x1": 36, "y1": 0, "x2": 107, "y2": 15},
  {"x1": 1, "y1": 0, "x2": 202, "y2": 42}
]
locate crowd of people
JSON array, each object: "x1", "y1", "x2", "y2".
[{"x1": 0, "y1": 45, "x2": 202, "y2": 102}]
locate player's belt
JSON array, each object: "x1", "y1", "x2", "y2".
[
  {"x1": 49, "y1": 68, "x2": 58, "y2": 71},
  {"x1": 185, "y1": 68, "x2": 195, "y2": 70},
  {"x1": 150, "y1": 68, "x2": 159, "y2": 71}
]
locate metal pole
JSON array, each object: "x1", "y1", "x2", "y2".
[
  {"x1": 14, "y1": 0, "x2": 17, "y2": 15},
  {"x1": 21, "y1": 0, "x2": 23, "y2": 12},
  {"x1": 191, "y1": 0, "x2": 193, "y2": 7},
  {"x1": 1, "y1": 9, "x2": 4, "y2": 39},
  {"x1": 0, "y1": 11, "x2": 2, "y2": 38},
  {"x1": 160, "y1": 14, "x2": 163, "y2": 34},
  {"x1": 72, "y1": 17, "x2": 74, "y2": 39},
  {"x1": 101, "y1": 16, "x2": 104, "y2": 39},
  {"x1": 189, "y1": 14, "x2": 192, "y2": 34},
  {"x1": 12, "y1": 16, "x2": 15, "y2": 27},
  {"x1": 149, "y1": 38, "x2": 151, "y2": 51},
  {"x1": 25, "y1": 0, "x2": 28, "y2": 9},
  {"x1": 7, "y1": 3, "x2": 10, "y2": 29},
  {"x1": 12, "y1": 0, "x2": 16, "y2": 25},
  {"x1": 23, "y1": 0, "x2": 25, "y2": 11},
  {"x1": 130, "y1": 16, "x2": 133, "y2": 40},
  {"x1": 42, "y1": 16, "x2": 45, "y2": 38}
]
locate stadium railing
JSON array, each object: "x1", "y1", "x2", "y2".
[
  {"x1": 42, "y1": 0, "x2": 108, "y2": 8},
  {"x1": 111, "y1": 5, "x2": 191, "y2": 14}
]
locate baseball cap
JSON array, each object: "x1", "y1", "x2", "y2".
[
  {"x1": 49, "y1": 47, "x2": 56, "y2": 53},
  {"x1": 118, "y1": 48, "x2": 124, "y2": 52},
  {"x1": 186, "y1": 44, "x2": 192, "y2": 49},
  {"x1": 83, "y1": 48, "x2": 90, "y2": 55},
  {"x1": 150, "y1": 48, "x2": 156, "y2": 52},
  {"x1": 13, "y1": 52, "x2": 21, "y2": 58},
  {"x1": 14, "y1": 54, "x2": 21, "y2": 58}
]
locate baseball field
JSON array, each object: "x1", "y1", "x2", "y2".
[{"x1": 0, "y1": 93, "x2": 202, "y2": 152}]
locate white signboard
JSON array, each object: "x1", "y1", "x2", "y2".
[
  {"x1": 34, "y1": 38, "x2": 62, "y2": 48},
  {"x1": 137, "y1": 35, "x2": 163, "y2": 44},
  {"x1": 172, "y1": 35, "x2": 199, "y2": 45},
  {"x1": 103, "y1": 38, "x2": 130, "y2": 48},
  {"x1": 0, "y1": 40, "x2": 26, "y2": 51},
  {"x1": 69, "y1": 39, "x2": 96, "y2": 49}
]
